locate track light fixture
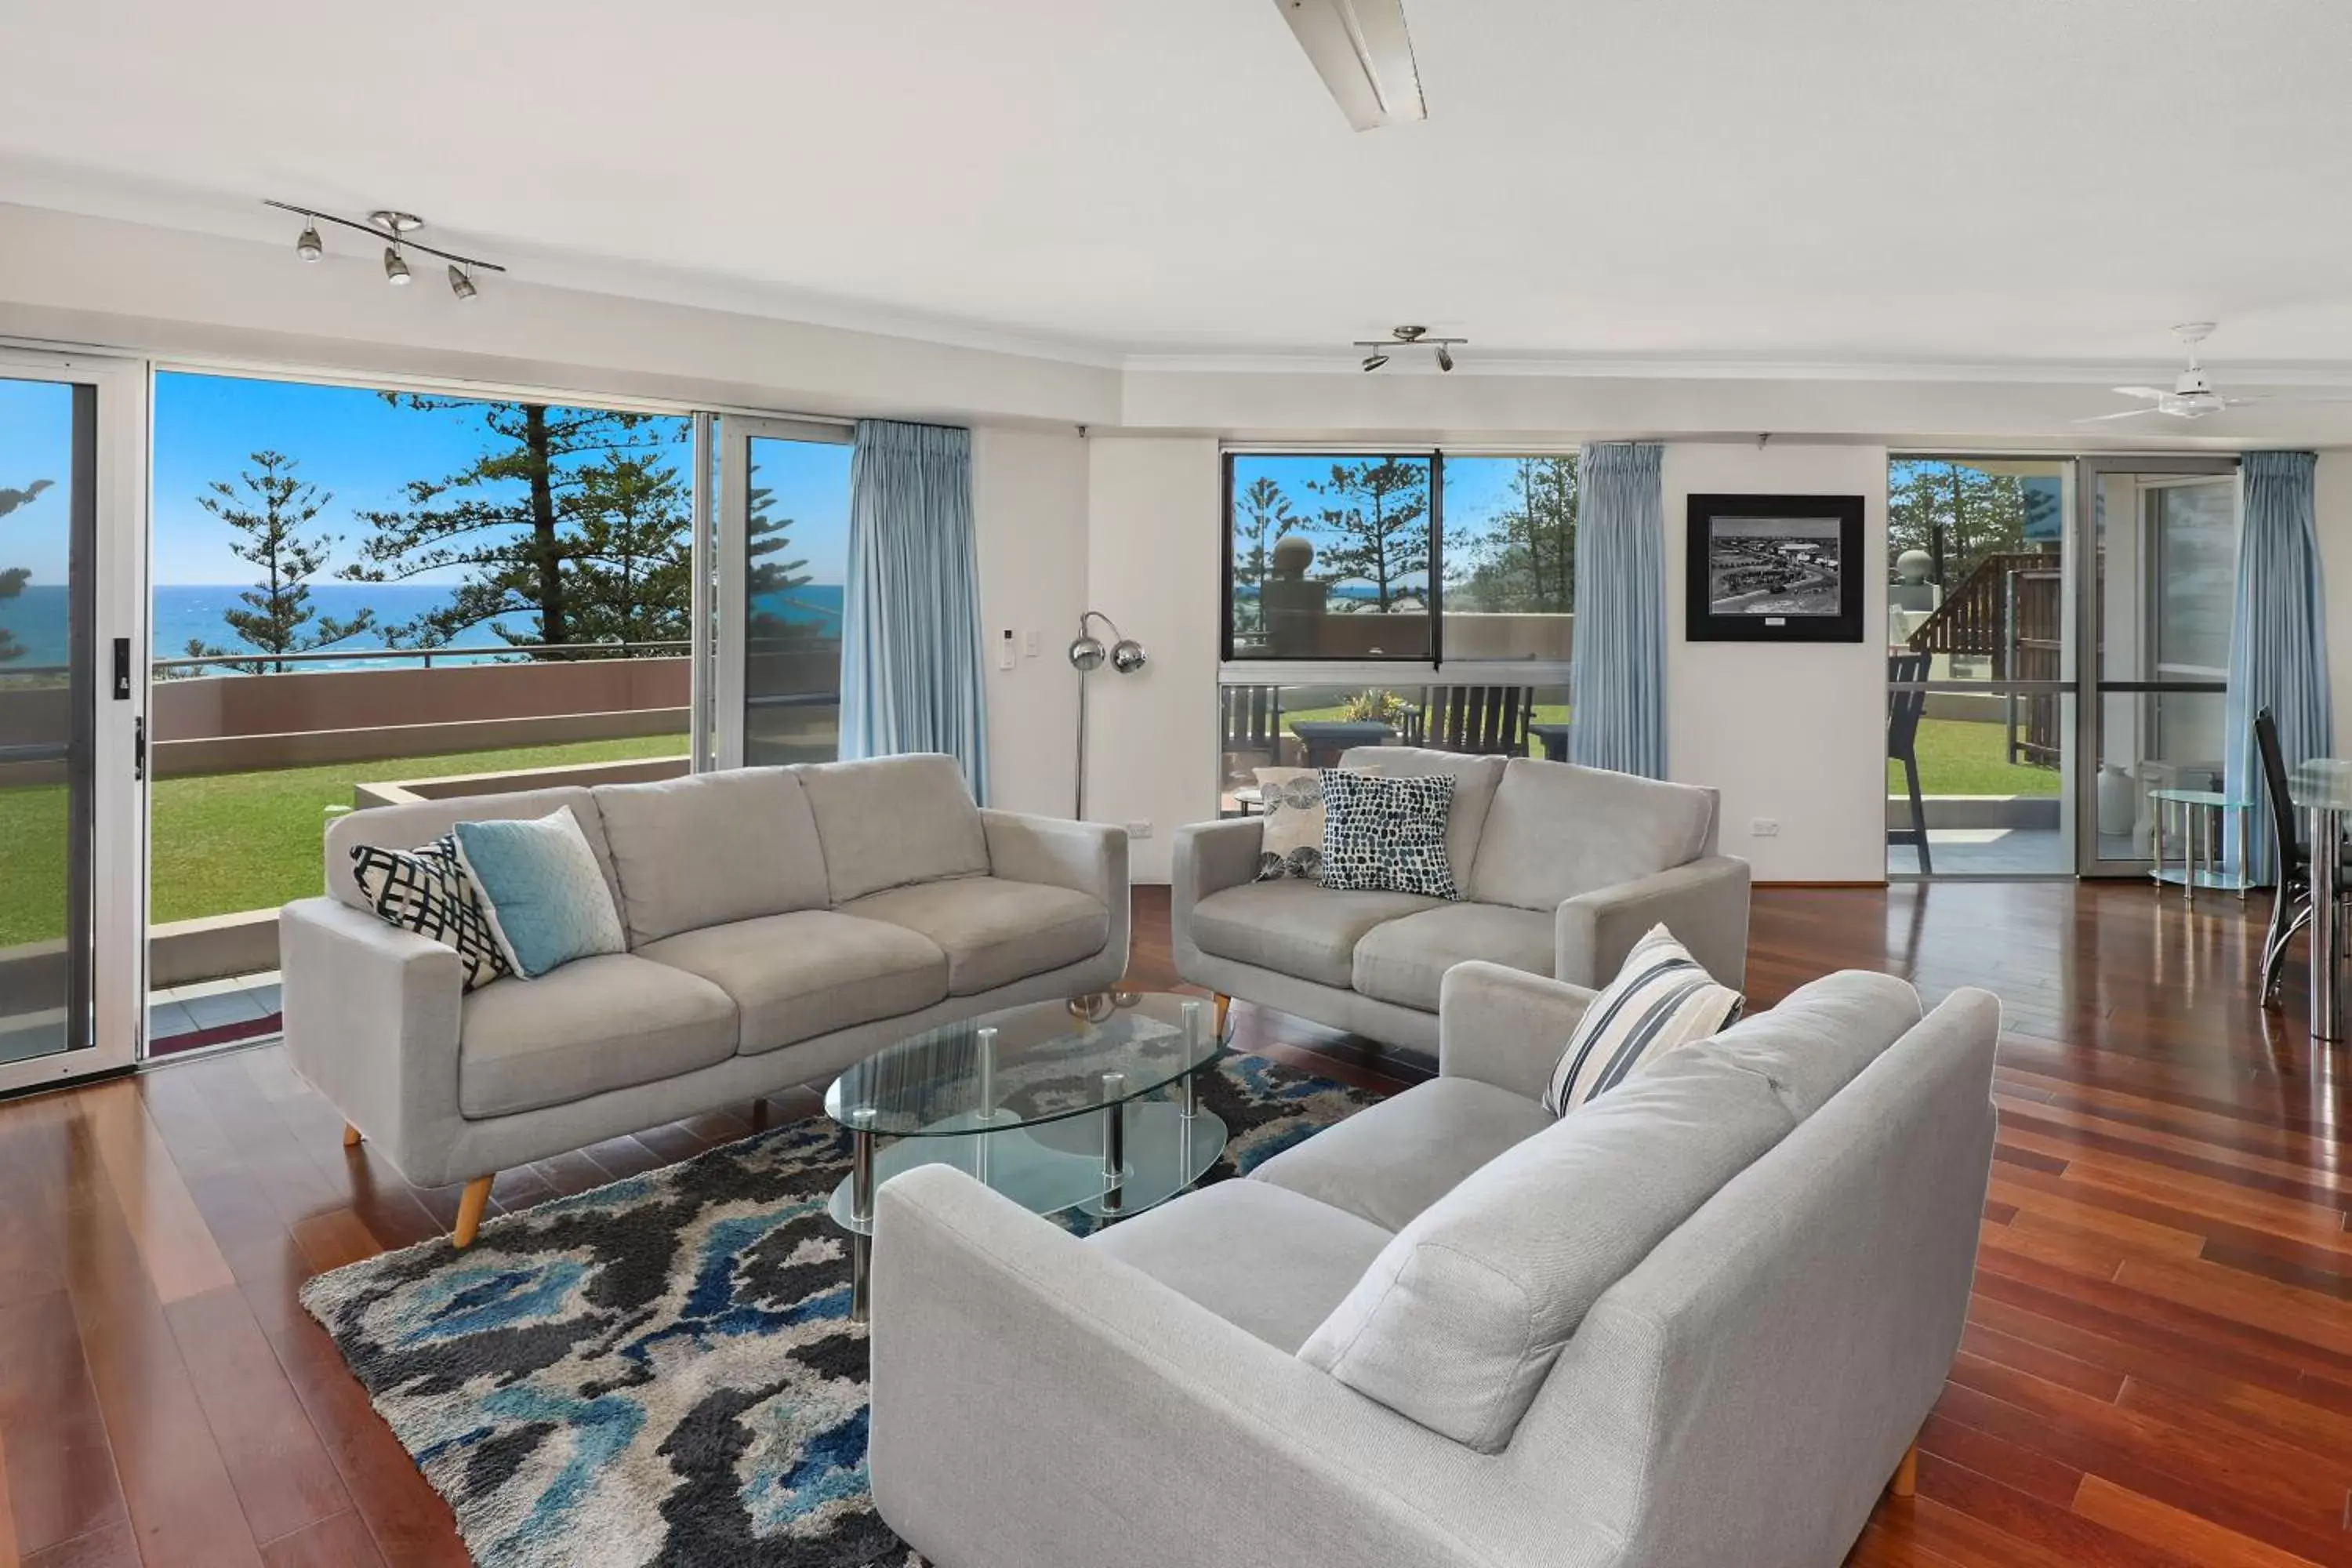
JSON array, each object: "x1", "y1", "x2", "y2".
[
  {"x1": 264, "y1": 199, "x2": 506, "y2": 296},
  {"x1": 1351, "y1": 325, "x2": 1468, "y2": 372}
]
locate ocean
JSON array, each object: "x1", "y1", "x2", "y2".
[{"x1": 0, "y1": 583, "x2": 844, "y2": 670}]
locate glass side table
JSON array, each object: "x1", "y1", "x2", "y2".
[
  {"x1": 2147, "y1": 786, "x2": 2253, "y2": 903},
  {"x1": 823, "y1": 991, "x2": 1228, "y2": 1322}
]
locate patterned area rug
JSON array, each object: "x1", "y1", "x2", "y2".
[{"x1": 301, "y1": 1051, "x2": 1377, "y2": 1567}]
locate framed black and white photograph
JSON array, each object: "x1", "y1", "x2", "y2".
[{"x1": 1684, "y1": 492, "x2": 1867, "y2": 642}]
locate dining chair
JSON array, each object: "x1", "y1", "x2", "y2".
[
  {"x1": 1888, "y1": 652, "x2": 1933, "y2": 875},
  {"x1": 2255, "y1": 705, "x2": 2336, "y2": 1010}
]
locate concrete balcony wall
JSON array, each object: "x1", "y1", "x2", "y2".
[{"x1": 1248, "y1": 610, "x2": 1571, "y2": 661}]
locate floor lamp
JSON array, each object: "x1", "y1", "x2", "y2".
[{"x1": 1069, "y1": 610, "x2": 1147, "y2": 820}]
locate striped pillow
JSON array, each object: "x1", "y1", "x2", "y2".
[{"x1": 1542, "y1": 924, "x2": 1744, "y2": 1116}]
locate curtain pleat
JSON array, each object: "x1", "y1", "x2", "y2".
[
  {"x1": 838, "y1": 419, "x2": 991, "y2": 801},
  {"x1": 2223, "y1": 450, "x2": 2330, "y2": 885},
  {"x1": 1567, "y1": 442, "x2": 1668, "y2": 779}
]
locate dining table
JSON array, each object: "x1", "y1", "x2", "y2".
[{"x1": 2289, "y1": 758, "x2": 2352, "y2": 1041}]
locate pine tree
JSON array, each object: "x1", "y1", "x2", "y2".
[
  {"x1": 1231, "y1": 475, "x2": 1294, "y2": 633},
  {"x1": 564, "y1": 453, "x2": 692, "y2": 646},
  {"x1": 746, "y1": 464, "x2": 816, "y2": 648},
  {"x1": 344, "y1": 397, "x2": 681, "y2": 654},
  {"x1": 0, "y1": 479, "x2": 53, "y2": 665},
  {"x1": 185, "y1": 451, "x2": 374, "y2": 673},
  {"x1": 1308, "y1": 459, "x2": 1429, "y2": 612},
  {"x1": 1888, "y1": 460, "x2": 2040, "y2": 586},
  {"x1": 1450, "y1": 456, "x2": 1577, "y2": 613}
]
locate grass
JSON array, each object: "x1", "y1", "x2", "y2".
[
  {"x1": 1891, "y1": 717, "x2": 2060, "y2": 797},
  {"x1": 0, "y1": 734, "x2": 688, "y2": 948}
]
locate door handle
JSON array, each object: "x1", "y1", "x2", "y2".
[
  {"x1": 133, "y1": 714, "x2": 146, "y2": 782},
  {"x1": 112, "y1": 637, "x2": 131, "y2": 701}
]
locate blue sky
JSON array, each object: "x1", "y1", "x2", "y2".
[
  {"x1": 0, "y1": 376, "x2": 77, "y2": 581},
  {"x1": 143, "y1": 371, "x2": 851, "y2": 586},
  {"x1": 1229, "y1": 453, "x2": 1536, "y2": 586}
]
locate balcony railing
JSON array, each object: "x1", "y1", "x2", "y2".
[{"x1": 154, "y1": 638, "x2": 691, "y2": 675}]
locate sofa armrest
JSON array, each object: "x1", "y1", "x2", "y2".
[
  {"x1": 1555, "y1": 855, "x2": 1751, "y2": 991},
  {"x1": 1170, "y1": 817, "x2": 1262, "y2": 964},
  {"x1": 980, "y1": 808, "x2": 1127, "y2": 907},
  {"x1": 870, "y1": 1167, "x2": 1552, "y2": 1568},
  {"x1": 278, "y1": 896, "x2": 467, "y2": 1184},
  {"x1": 1437, "y1": 961, "x2": 1597, "y2": 1103}
]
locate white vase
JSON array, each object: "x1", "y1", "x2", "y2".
[{"x1": 2096, "y1": 764, "x2": 2136, "y2": 839}]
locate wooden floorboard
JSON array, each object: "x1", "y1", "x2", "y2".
[{"x1": 0, "y1": 880, "x2": 2344, "y2": 1565}]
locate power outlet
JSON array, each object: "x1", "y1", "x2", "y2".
[
  {"x1": 1126, "y1": 820, "x2": 1154, "y2": 840},
  {"x1": 1750, "y1": 817, "x2": 1781, "y2": 838}
]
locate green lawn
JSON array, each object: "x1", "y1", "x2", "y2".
[
  {"x1": 0, "y1": 734, "x2": 688, "y2": 947},
  {"x1": 1892, "y1": 717, "x2": 2060, "y2": 797}
]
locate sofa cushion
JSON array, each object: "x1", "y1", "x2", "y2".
[
  {"x1": 451, "y1": 808, "x2": 627, "y2": 979},
  {"x1": 1188, "y1": 881, "x2": 1445, "y2": 990},
  {"x1": 1659, "y1": 968, "x2": 1923, "y2": 1120},
  {"x1": 458, "y1": 954, "x2": 738, "y2": 1117},
  {"x1": 593, "y1": 768, "x2": 829, "y2": 947},
  {"x1": 1299, "y1": 1049, "x2": 1795, "y2": 1452},
  {"x1": 1090, "y1": 1179, "x2": 1396, "y2": 1354},
  {"x1": 1338, "y1": 747, "x2": 1505, "y2": 892},
  {"x1": 325, "y1": 785, "x2": 621, "y2": 913},
  {"x1": 1319, "y1": 771, "x2": 1461, "y2": 898},
  {"x1": 1250, "y1": 1076, "x2": 1553, "y2": 1232},
  {"x1": 1352, "y1": 902, "x2": 1555, "y2": 1013},
  {"x1": 1468, "y1": 760, "x2": 1717, "y2": 913},
  {"x1": 844, "y1": 877, "x2": 1108, "y2": 995},
  {"x1": 797, "y1": 753, "x2": 990, "y2": 903},
  {"x1": 637, "y1": 911, "x2": 950, "y2": 1054}
]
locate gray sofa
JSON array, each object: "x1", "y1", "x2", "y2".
[
  {"x1": 281, "y1": 753, "x2": 1128, "y2": 1242},
  {"x1": 1174, "y1": 749, "x2": 1751, "y2": 1053},
  {"x1": 869, "y1": 960, "x2": 1999, "y2": 1568}
]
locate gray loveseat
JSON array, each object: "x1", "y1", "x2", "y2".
[
  {"x1": 1174, "y1": 748, "x2": 1751, "y2": 1052},
  {"x1": 869, "y1": 960, "x2": 1999, "y2": 1568},
  {"x1": 281, "y1": 753, "x2": 1128, "y2": 1243}
]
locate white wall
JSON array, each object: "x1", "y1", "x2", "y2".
[
  {"x1": 971, "y1": 426, "x2": 1088, "y2": 816},
  {"x1": 1664, "y1": 444, "x2": 1893, "y2": 883},
  {"x1": 1081, "y1": 436, "x2": 1222, "y2": 880}
]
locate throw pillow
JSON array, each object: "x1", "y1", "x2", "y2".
[
  {"x1": 1542, "y1": 924, "x2": 1744, "y2": 1116},
  {"x1": 1318, "y1": 769, "x2": 1461, "y2": 899},
  {"x1": 1251, "y1": 765, "x2": 1375, "y2": 883},
  {"x1": 451, "y1": 807, "x2": 627, "y2": 979},
  {"x1": 349, "y1": 837, "x2": 513, "y2": 993}
]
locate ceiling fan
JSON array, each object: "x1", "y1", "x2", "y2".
[
  {"x1": 2078, "y1": 322, "x2": 2352, "y2": 422},
  {"x1": 1275, "y1": 0, "x2": 1426, "y2": 131}
]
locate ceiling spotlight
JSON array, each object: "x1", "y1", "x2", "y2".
[
  {"x1": 1352, "y1": 326, "x2": 1468, "y2": 372},
  {"x1": 1436, "y1": 344, "x2": 1454, "y2": 372},
  {"x1": 447, "y1": 264, "x2": 477, "y2": 301},
  {"x1": 263, "y1": 200, "x2": 507, "y2": 296},
  {"x1": 295, "y1": 223, "x2": 323, "y2": 263},
  {"x1": 1362, "y1": 352, "x2": 1390, "y2": 372},
  {"x1": 383, "y1": 246, "x2": 411, "y2": 285}
]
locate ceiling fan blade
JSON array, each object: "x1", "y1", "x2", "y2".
[
  {"x1": 2109, "y1": 387, "x2": 2169, "y2": 401},
  {"x1": 2073, "y1": 408, "x2": 2165, "y2": 423}
]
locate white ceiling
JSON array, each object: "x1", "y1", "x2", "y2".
[{"x1": 5, "y1": 0, "x2": 2352, "y2": 374}]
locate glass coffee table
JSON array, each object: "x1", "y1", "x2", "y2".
[{"x1": 824, "y1": 991, "x2": 1229, "y2": 1320}]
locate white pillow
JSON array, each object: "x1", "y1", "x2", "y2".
[
  {"x1": 1542, "y1": 924, "x2": 1744, "y2": 1116},
  {"x1": 1251, "y1": 764, "x2": 1376, "y2": 884}
]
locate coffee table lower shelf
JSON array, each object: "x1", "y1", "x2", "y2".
[{"x1": 829, "y1": 1098, "x2": 1229, "y2": 1321}]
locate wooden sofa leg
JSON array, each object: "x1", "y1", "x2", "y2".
[
  {"x1": 453, "y1": 1176, "x2": 494, "y2": 1248},
  {"x1": 1890, "y1": 1441, "x2": 1918, "y2": 1499},
  {"x1": 342, "y1": 1122, "x2": 362, "y2": 1148},
  {"x1": 1213, "y1": 993, "x2": 1231, "y2": 1039}
]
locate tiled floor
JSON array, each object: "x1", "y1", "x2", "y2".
[{"x1": 149, "y1": 971, "x2": 282, "y2": 1057}]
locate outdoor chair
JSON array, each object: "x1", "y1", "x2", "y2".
[{"x1": 1888, "y1": 652, "x2": 1933, "y2": 875}]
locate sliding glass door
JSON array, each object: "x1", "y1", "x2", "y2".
[
  {"x1": 0, "y1": 350, "x2": 145, "y2": 1089},
  {"x1": 2074, "y1": 458, "x2": 2241, "y2": 877},
  {"x1": 713, "y1": 417, "x2": 853, "y2": 768}
]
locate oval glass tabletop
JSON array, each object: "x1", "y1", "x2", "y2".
[
  {"x1": 2291, "y1": 759, "x2": 2352, "y2": 813},
  {"x1": 823, "y1": 991, "x2": 1225, "y2": 1138}
]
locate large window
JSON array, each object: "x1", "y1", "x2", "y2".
[
  {"x1": 736, "y1": 428, "x2": 853, "y2": 765},
  {"x1": 1225, "y1": 451, "x2": 1574, "y2": 662}
]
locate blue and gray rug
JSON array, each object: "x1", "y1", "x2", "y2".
[{"x1": 301, "y1": 1051, "x2": 1377, "y2": 1568}]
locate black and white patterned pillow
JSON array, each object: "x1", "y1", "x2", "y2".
[
  {"x1": 350, "y1": 837, "x2": 513, "y2": 992},
  {"x1": 1318, "y1": 769, "x2": 1461, "y2": 899}
]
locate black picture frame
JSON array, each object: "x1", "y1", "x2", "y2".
[{"x1": 1684, "y1": 492, "x2": 1867, "y2": 643}]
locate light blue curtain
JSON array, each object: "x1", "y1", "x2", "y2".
[
  {"x1": 2223, "y1": 450, "x2": 2331, "y2": 885},
  {"x1": 838, "y1": 419, "x2": 990, "y2": 800},
  {"x1": 1568, "y1": 442, "x2": 1668, "y2": 779}
]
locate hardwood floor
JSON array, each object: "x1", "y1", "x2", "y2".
[{"x1": 2, "y1": 880, "x2": 2347, "y2": 1566}]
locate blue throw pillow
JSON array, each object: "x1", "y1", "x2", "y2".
[{"x1": 451, "y1": 807, "x2": 626, "y2": 978}]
